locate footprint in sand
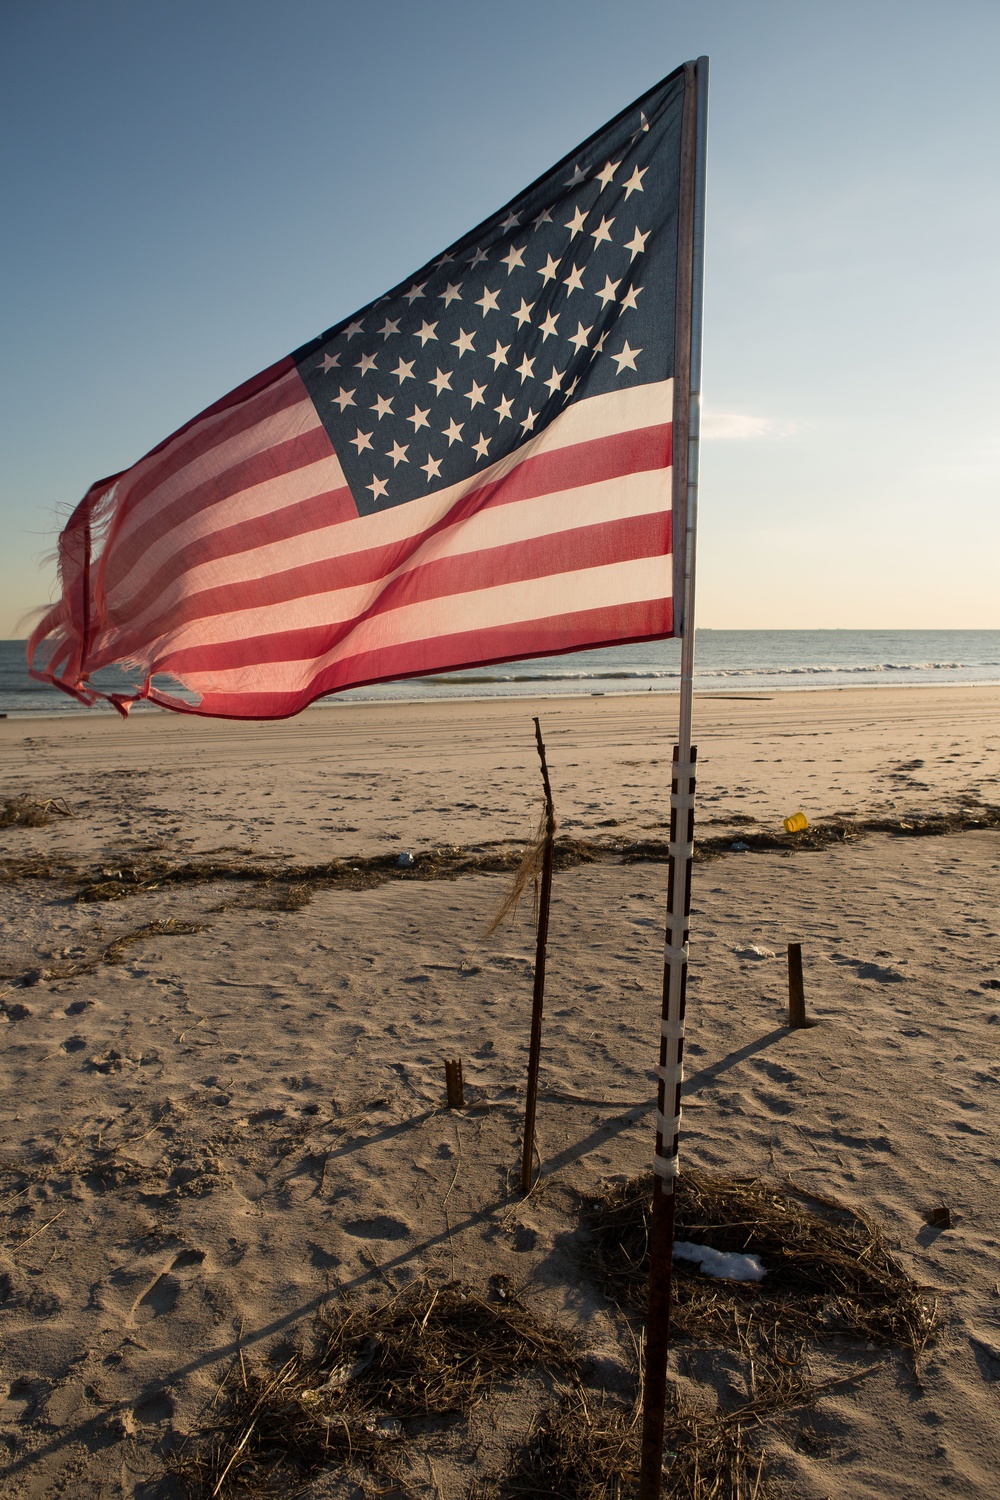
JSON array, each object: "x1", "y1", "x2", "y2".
[
  {"x1": 828, "y1": 953, "x2": 907, "y2": 983},
  {"x1": 129, "y1": 1247, "x2": 208, "y2": 1322},
  {"x1": 342, "y1": 1215, "x2": 411, "y2": 1241},
  {"x1": 133, "y1": 1390, "x2": 175, "y2": 1425}
]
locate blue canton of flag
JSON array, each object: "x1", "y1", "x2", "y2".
[{"x1": 296, "y1": 77, "x2": 682, "y2": 515}]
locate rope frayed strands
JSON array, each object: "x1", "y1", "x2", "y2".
[{"x1": 483, "y1": 804, "x2": 553, "y2": 940}]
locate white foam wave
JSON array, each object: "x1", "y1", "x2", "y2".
[{"x1": 427, "y1": 660, "x2": 975, "y2": 686}]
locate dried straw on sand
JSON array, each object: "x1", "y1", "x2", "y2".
[
  {"x1": 584, "y1": 1170, "x2": 936, "y2": 1361},
  {"x1": 172, "y1": 1280, "x2": 577, "y2": 1496}
]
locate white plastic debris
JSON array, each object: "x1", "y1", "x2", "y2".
[
  {"x1": 672, "y1": 1241, "x2": 766, "y2": 1282},
  {"x1": 397, "y1": 851, "x2": 414, "y2": 868}
]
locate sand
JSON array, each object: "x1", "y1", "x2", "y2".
[{"x1": 1, "y1": 684, "x2": 999, "y2": 1497}]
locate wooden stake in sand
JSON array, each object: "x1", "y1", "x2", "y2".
[
  {"x1": 787, "y1": 942, "x2": 807, "y2": 1027},
  {"x1": 638, "y1": 55, "x2": 708, "y2": 1500},
  {"x1": 521, "y1": 716, "x2": 556, "y2": 1193}
]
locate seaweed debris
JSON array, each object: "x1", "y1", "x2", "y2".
[
  {"x1": 0, "y1": 802, "x2": 995, "y2": 904},
  {"x1": 0, "y1": 837, "x2": 597, "y2": 905},
  {"x1": 173, "y1": 1279, "x2": 577, "y2": 1498},
  {"x1": 583, "y1": 1171, "x2": 935, "y2": 1363},
  {"x1": 629, "y1": 801, "x2": 1000, "y2": 864},
  {"x1": 500, "y1": 1386, "x2": 772, "y2": 1500},
  {"x1": 2, "y1": 918, "x2": 202, "y2": 994},
  {"x1": 0, "y1": 795, "x2": 74, "y2": 828}
]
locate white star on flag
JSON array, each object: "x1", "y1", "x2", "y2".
[
  {"x1": 623, "y1": 165, "x2": 647, "y2": 198},
  {"x1": 611, "y1": 340, "x2": 642, "y2": 372},
  {"x1": 595, "y1": 276, "x2": 621, "y2": 307},
  {"x1": 624, "y1": 227, "x2": 650, "y2": 261},
  {"x1": 564, "y1": 206, "x2": 587, "y2": 237}
]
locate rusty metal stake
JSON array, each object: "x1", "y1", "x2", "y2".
[
  {"x1": 444, "y1": 1058, "x2": 465, "y2": 1108},
  {"x1": 521, "y1": 716, "x2": 556, "y2": 1193}
]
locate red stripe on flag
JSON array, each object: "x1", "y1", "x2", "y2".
[
  {"x1": 102, "y1": 425, "x2": 339, "y2": 591},
  {"x1": 108, "y1": 421, "x2": 671, "y2": 634},
  {"x1": 119, "y1": 370, "x2": 310, "y2": 518},
  {"x1": 148, "y1": 598, "x2": 674, "y2": 720}
]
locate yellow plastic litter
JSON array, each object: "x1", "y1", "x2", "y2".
[{"x1": 783, "y1": 811, "x2": 809, "y2": 834}]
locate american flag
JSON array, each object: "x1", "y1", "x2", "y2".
[{"x1": 30, "y1": 67, "x2": 691, "y2": 719}]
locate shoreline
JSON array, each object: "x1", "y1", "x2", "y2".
[{"x1": 3, "y1": 673, "x2": 1000, "y2": 724}]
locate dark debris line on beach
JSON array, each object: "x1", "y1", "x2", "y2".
[{"x1": 0, "y1": 802, "x2": 997, "y2": 909}]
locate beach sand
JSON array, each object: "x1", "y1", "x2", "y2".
[{"x1": 1, "y1": 685, "x2": 999, "y2": 1496}]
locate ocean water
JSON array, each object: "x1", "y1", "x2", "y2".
[{"x1": 2, "y1": 631, "x2": 999, "y2": 718}]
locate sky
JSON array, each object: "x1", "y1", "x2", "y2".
[{"x1": 2, "y1": 0, "x2": 998, "y2": 637}]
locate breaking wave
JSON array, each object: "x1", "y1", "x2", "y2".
[{"x1": 426, "y1": 660, "x2": 977, "y2": 685}]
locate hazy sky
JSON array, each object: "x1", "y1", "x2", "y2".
[{"x1": 2, "y1": 0, "x2": 998, "y2": 637}]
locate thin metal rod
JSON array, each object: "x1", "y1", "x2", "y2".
[
  {"x1": 639, "y1": 54, "x2": 709, "y2": 1500},
  {"x1": 677, "y1": 50, "x2": 707, "y2": 750},
  {"x1": 521, "y1": 715, "x2": 556, "y2": 1193}
]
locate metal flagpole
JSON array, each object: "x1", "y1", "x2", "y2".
[{"x1": 638, "y1": 54, "x2": 709, "y2": 1500}]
